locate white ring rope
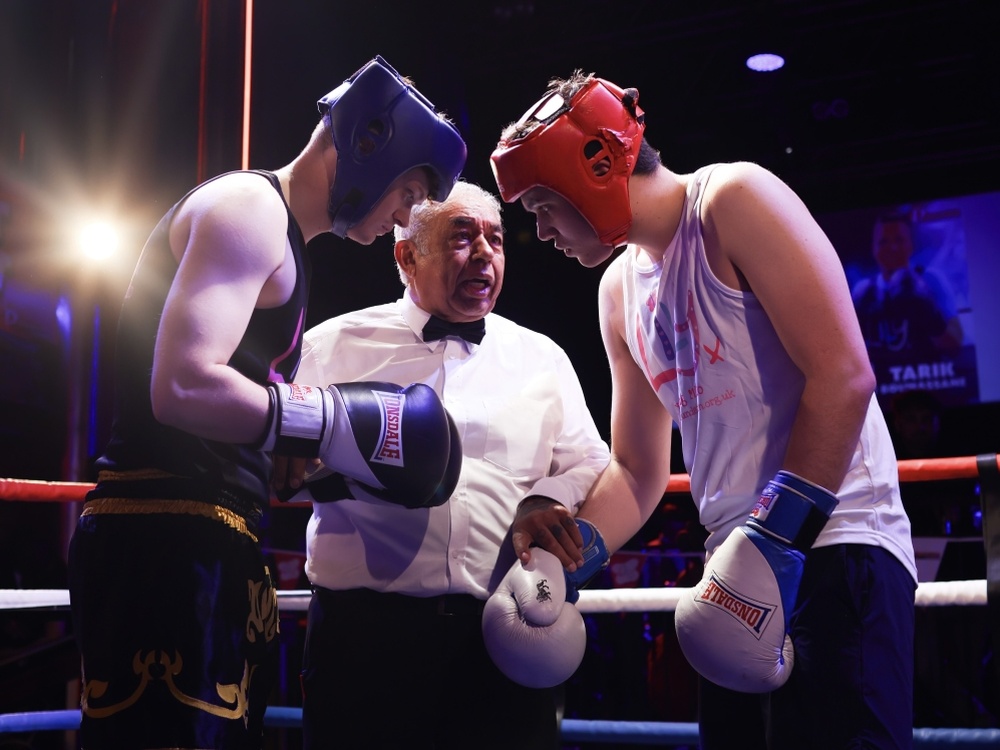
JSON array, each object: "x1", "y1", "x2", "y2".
[{"x1": 0, "y1": 578, "x2": 987, "y2": 612}]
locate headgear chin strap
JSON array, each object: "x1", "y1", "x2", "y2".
[
  {"x1": 490, "y1": 78, "x2": 645, "y2": 247},
  {"x1": 318, "y1": 55, "x2": 467, "y2": 238}
]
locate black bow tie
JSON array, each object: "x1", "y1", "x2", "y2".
[{"x1": 422, "y1": 315, "x2": 486, "y2": 345}]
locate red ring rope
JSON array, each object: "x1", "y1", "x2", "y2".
[{"x1": 1, "y1": 455, "x2": 996, "y2": 504}]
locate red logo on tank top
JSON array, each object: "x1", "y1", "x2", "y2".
[{"x1": 637, "y1": 290, "x2": 701, "y2": 389}]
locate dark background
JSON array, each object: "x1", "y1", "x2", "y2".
[
  {"x1": 2, "y1": 0, "x2": 999, "y2": 481},
  {"x1": 1, "y1": 0, "x2": 999, "y2": 739}
]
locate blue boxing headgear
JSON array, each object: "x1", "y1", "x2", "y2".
[{"x1": 318, "y1": 55, "x2": 468, "y2": 238}]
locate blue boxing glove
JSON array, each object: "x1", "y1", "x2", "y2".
[
  {"x1": 286, "y1": 410, "x2": 462, "y2": 510},
  {"x1": 261, "y1": 381, "x2": 459, "y2": 510},
  {"x1": 674, "y1": 471, "x2": 838, "y2": 693}
]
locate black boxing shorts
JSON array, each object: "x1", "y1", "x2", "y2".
[{"x1": 68, "y1": 496, "x2": 279, "y2": 750}]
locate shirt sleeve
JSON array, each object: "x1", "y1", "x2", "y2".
[{"x1": 525, "y1": 345, "x2": 610, "y2": 514}]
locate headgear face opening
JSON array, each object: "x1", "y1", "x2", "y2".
[
  {"x1": 490, "y1": 78, "x2": 645, "y2": 247},
  {"x1": 318, "y1": 55, "x2": 468, "y2": 238}
]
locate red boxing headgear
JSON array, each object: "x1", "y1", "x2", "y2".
[{"x1": 490, "y1": 78, "x2": 645, "y2": 247}]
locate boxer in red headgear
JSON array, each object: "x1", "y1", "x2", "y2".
[
  {"x1": 492, "y1": 77, "x2": 644, "y2": 247},
  {"x1": 489, "y1": 71, "x2": 916, "y2": 750}
]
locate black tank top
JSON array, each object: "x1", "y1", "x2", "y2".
[{"x1": 91, "y1": 170, "x2": 310, "y2": 516}]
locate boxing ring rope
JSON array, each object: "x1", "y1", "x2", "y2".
[
  {"x1": 2, "y1": 454, "x2": 999, "y2": 746},
  {"x1": 0, "y1": 577, "x2": 988, "y2": 614},
  {"x1": 1, "y1": 453, "x2": 993, "y2": 503}
]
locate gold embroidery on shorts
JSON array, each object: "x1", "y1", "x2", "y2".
[
  {"x1": 247, "y1": 567, "x2": 279, "y2": 643},
  {"x1": 81, "y1": 498, "x2": 258, "y2": 543},
  {"x1": 82, "y1": 650, "x2": 254, "y2": 726},
  {"x1": 162, "y1": 651, "x2": 252, "y2": 725},
  {"x1": 81, "y1": 651, "x2": 155, "y2": 719},
  {"x1": 96, "y1": 468, "x2": 177, "y2": 482}
]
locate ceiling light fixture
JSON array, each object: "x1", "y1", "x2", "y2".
[{"x1": 746, "y1": 53, "x2": 785, "y2": 72}]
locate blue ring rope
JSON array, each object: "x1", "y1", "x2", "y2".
[{"x1": 2, "y1": 708, "x2": 999, "y2": 746}]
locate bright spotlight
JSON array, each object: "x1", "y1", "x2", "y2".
[
  {"x1": 746, "y1": 53, "x2": 785, "y2": 72},
  {"x1": 78, "y1": 221, "x2": 121, "y2": 261}
]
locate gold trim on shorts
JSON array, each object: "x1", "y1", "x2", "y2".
[
  {"x1": 96, "y1": 468, "x2": 178, "y2": 482},
  {"x1": 82, "y1": 650, "x2": 254, "y2": 724},
  {"x1": 81, "y1": 498, "x2": 259, "y2": 543}
]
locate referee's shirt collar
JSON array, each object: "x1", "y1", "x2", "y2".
[{"x1": 401, "y1": 291, "x2": 485, "y2": 350}]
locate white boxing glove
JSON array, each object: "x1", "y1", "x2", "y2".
[
  {"x1": 675, "y1": 525, "x2": 796, "y2": 692},
  {"x1": 674, "y1": 471, "x2": 838, "y2": 693},
  {"x1": 481, "y1": 548, "x2": 587, "y2": 689}
]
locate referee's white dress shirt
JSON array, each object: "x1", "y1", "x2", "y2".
[{"x1": 295, "y1": 292, "x2": 611, "y2": 599}]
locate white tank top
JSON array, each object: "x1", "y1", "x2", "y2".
[{"x1": 620, "y1": 164, "x2": 916, "y2": 579}]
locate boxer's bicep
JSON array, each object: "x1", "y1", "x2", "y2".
[{"x1": 151, "y1": 179, "x2": 289, "y2": 440}]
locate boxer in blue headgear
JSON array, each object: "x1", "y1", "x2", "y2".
[
  {"x1": 318, "y1": 55, "x2": 467, "y2": 238},
  {"x1": 68, "y1": 54, "x2": 466, "y2": 750}
]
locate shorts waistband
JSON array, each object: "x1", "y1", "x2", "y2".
[
  {"x1": 81, "y1": 497, "x2": 259, "y2": 543},
  {"x1": 313, "y1": 586, "x2": 485, "y2": 617},
  {"x1": 86, "y1": 469, "x2": 263, "y2": 536}
]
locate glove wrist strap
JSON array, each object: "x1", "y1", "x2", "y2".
[
  {"x1": 259, "y1": 383, "x2": 330, "y2": 457},
  {"x1": 747, "y1": 470, "x2": 838, "y2": 552},
  {"x1": 565, "y1": 519, "x2": 610, "y2": 602}
]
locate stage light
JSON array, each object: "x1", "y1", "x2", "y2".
[
  {"x1": 746, "y1": 53, "x2": 785, "y2": 72},
  {"x1": 77, "y1": 220, "x2": 121, "y2": 261}
]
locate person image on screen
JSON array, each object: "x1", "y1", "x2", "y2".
[{"x1": 851, "y1": 213, "x2": 964, "y2": 358}]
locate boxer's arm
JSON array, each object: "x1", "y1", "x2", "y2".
[
  {"x1": 577, "y1": 261, "x2": 674, "y2": 550},
  {"x1": 512, "y1": 259, "x2": 672, "y2": 564},
  {"x1": 151, "y1": 174, "x2": 290, "y2": 443},
  {"x1": 702, "y1": 162, "x2": 874, "y2": 488}
]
